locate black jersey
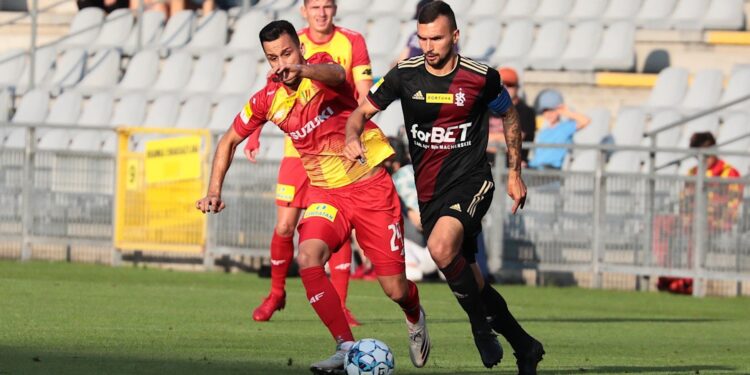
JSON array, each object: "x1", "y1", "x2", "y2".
[{"x1": 367, "y1": 55, "x2": 505, "y2": 203}]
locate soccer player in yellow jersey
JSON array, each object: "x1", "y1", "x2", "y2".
[
  {"x1": 245, "y1": 0, "x2": 373, "y2": 326},
  {"x1": 197, "y1": 20, "x2": 430, "y2": 373}
]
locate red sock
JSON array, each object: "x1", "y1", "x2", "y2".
[
  {"x1": 400, "y1": 280, "x2": 422, "y2": 324},
  {"x1": 328, "y1": 241, "x2": 352, "y2": 306},
  {"x1": 299, "y1": 266, "x2": 355, "y2": 342},
  {"x1": 270, "y1": 232, "x2": 294, "y2": 297}
]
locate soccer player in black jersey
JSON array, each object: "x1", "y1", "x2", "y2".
[{"x1": 343, "y1": 1, "x2": 544, "y2": 374}]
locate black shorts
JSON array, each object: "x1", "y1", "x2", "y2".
[{"x1": 419, "y1": 171, "x2": 495, "y2": 263}]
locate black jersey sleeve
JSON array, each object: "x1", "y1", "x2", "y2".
[
  {"x1": 486, "y1": 67, "x2": 513, "y2": 115},
  {"x1": 367, "y1": 66, "x2": 401, "y2": 110}
]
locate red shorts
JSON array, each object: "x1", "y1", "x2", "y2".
[
  {"x1": 297, "y1": 168, "x2": 405, "y2": 276},
  {"x1": 275, "y1": 157, "x2": 310, "y2": 208}
]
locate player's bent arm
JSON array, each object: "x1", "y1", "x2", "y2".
[
  {"x1": 197, "y1": 127, "x2": 246, "y2": 213},
  {"x1": 343, "y1": 100, "x2": 381, "y2": 161},
  {"x1": 301, "y1": 63, "x2": 346, "y2": 87},
  {"x1": 355, "y1": 79, "x2": 374, "y2": 105}
]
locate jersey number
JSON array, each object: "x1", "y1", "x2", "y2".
[{"x1": 388, "y1": 222, "x2": 404, "y2": 255}]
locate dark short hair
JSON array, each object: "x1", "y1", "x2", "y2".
[
  {"x1": 303, "y1": 0, "x2": 336, "y2": 5},
  {"x1": 259, "y1": 20, "x2": 300, "y2": 46},
  {"x1": 689, "y1": 132, "x2": 716, "y2": 148},
  {"x1": 414, "y1": 0, "x2": 432, "y2": 19},
  {"x1": 417, "y1": 0, "x2": 457, "y2": 31}
]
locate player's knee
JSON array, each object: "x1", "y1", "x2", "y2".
[
  {"x1": 427, "y1": 239, "x2": 457, "y2": 268},
  {"x1": 383, "y1": 285, "x2": 407, "y2": 303},
  {"x1": 275, "y1": 222, "x2": 296, "y2": 237},
  {"x1": 297, "y1": 241, "x2": 328, "y2": 268}
]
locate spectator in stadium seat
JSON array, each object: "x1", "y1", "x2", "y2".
[
  {"x1": 657, "y1": 132, "x2": 743, "y2": 295},
  {"x1": 527, "y1": 89, "x2": 590, "y2": 170},
  {"x1": 487, "y1": 67, "x2": 536, "y2": 167}
]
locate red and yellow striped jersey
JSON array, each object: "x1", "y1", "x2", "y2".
[{"x1": 233, "y1": 53, "x2": 392, "y2": 189}]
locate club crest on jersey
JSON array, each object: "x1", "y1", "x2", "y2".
[
  {"x1": 455, "y1": 88, "x2": 466, "y2": 107},
  {"x1": 303, "y1": 203, "x2": 338, "y2": 222},
  {"x1": 289, "y1": 106, "x2": 335, "y2": 140}
]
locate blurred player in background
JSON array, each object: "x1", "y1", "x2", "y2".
[
  {"x1": 245, "y1": 0, "x2": 373, "y2": 326},
  {"x1": 345, "y1": 2, "x2": 544, "y2": 373},
  {"x1": 197, "y1": 21, "x2": 430, "y2": 373}
]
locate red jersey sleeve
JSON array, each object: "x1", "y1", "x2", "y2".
[
  {"x1": 307, "y1": 51, "x2": 335, "y2": 65},
  {"x1": 350, "y1": 32, "x2": 371, "y2": 69},
  {"x1": 232, "y1": 88, "x2": 269, "y2": 139}
]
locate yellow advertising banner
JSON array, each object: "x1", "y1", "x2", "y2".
[
  {"x1": 115, "y1": 128, "x2": 210, "y2": 254},
  {"x1": 145, "y1": 136, "x2": 202, "y2": 184}
]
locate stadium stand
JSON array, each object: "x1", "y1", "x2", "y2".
[
  {"x1": 76, "y1": 48, "x2": 122, "y2": 95},
  {"x1": 568, "y1": 0, "x2": 609, "y2": 22},
  {"x1": 533, "y1": 0, "x2": 574, "y2": 22},
  {"x1": 181, "y1": 50, "x2": 223, "y2": 98},
  {"x1": 0, "y1": 0, "x2": 747, "y2": 171},
  {"x1": 59, "y1": 7, "x2": 104, "y2": 50},
  {"x1": 157, "y1": 9, "x2": 194, "y2": 52},
  {"x1": 116, "y1": 49, "x2": 160, "y2": 95},
  {"x1": 122, "y1": 10, "x2": 165, "y2": 56},
  {"x1": 91, "y1": 8, "x2": 134, "y2": 51},
  {"x1": 185, "y1": 10, "x2": 228, "y2": 55},
  {"x1": 176, "y1": 95, "x2": 212, "y2": 128}
]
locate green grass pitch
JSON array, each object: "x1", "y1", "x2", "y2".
[{"x1": 1, "y1": 261, "x2": 749, "y2": 374}]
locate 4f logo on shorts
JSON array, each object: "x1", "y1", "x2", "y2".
[{"x1": 303, "y1": 203, "x2": 338, "y2": 222}]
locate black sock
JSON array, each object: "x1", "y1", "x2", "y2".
[
  {"x1": 439, "y1": 255, "x2": 489, "y2": 328},
  {"x1": 481, "y1": 285, "x2": 533, "y2": 353}
]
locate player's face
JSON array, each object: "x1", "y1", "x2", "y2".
[
  {"x1": 417, "y1": 15, "x2": 459, "y2": 69},
  {"x1": 302, "y1": 0, "x2": 336, "y2": 34},
  {"x1": 262, "y1": 33, "x2": 305, "y2": 85}
]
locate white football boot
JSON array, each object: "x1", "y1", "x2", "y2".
[
  {"x1": 309, "y1": 339, "x2": 353, "y2": 374},
  {"x1": 406, "y1": 306, "x2": 431, "y2": 367}
]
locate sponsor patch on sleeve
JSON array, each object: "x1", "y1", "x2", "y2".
[
  {"x1": 370, "y1": 77, "x2": 384, "y2": 94},
  {"x1": 240, "y1": 103, "x2": 253, "y2": 124},
  {"x1": 275, "y1": 184, "x2": 296, "y2": 202},
  {"x1": 303, "y1": 203, "x2": 339, "y2": 222}
]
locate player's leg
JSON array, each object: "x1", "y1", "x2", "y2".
[
  {"x1": 475, "y1": 262, "x2": 544, "y2": 375},
  {"x1": 253, "y1": 157, "x2": 309, "y2": 322},
  {"x1": 426, "y1": 216, "x2": 503, "y2": 368},
  {"x1": 297, "y1": 199, "x2": 356, "y2": 373},
  {"x1": 347, "y1": 170, "x2": 430, "y2": 368},
  {"x1": 328, "y1": 240, "x2": 359, "y2": 326},
  {"x1": 252, "y1": 205, "x2": 300, "y2": 321},
  {"x1": 445, "y1": 174, "x2": 544, "y2": 374}
]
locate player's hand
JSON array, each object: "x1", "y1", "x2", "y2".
[
  {"x1": 196, "y1": 193, "x2": 225, "y2": 214},
  {"x1": 244, "y1": 147, "x2": 260, "y2": 163},
  {"x1": 507, "y1": 171, "x2": 527, "y2": 215},
  {"x1": 268, "y1": 63, "x2": 303, "y2": 83},
  {"x1": 343, "y1": 136, "x2": 367, "y2": 165}
]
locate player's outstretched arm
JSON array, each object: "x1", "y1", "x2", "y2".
[
  {"x1": 500, "y1": 104, "x2": 528, "y2": 215},
  {"x1": 344, "y1": 99, "x2": 380, "y2": 163},
  {"x1": 271, "y1": 63, "x2": 346, "y2": 87},
  {"x1": 196, "y1": 127, "x2": 246, "y2": 214}
]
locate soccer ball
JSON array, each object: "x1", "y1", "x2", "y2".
[{"x1": 345, "y1": 338, "x2": 395, "y2": 375}]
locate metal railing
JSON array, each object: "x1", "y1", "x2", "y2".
[
  {"x1": 2, "y1": 123, "x2": 749, "y2": 296},
  {"x1": 492, "y1": 141, "x2": 750, "y2": 297}
]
